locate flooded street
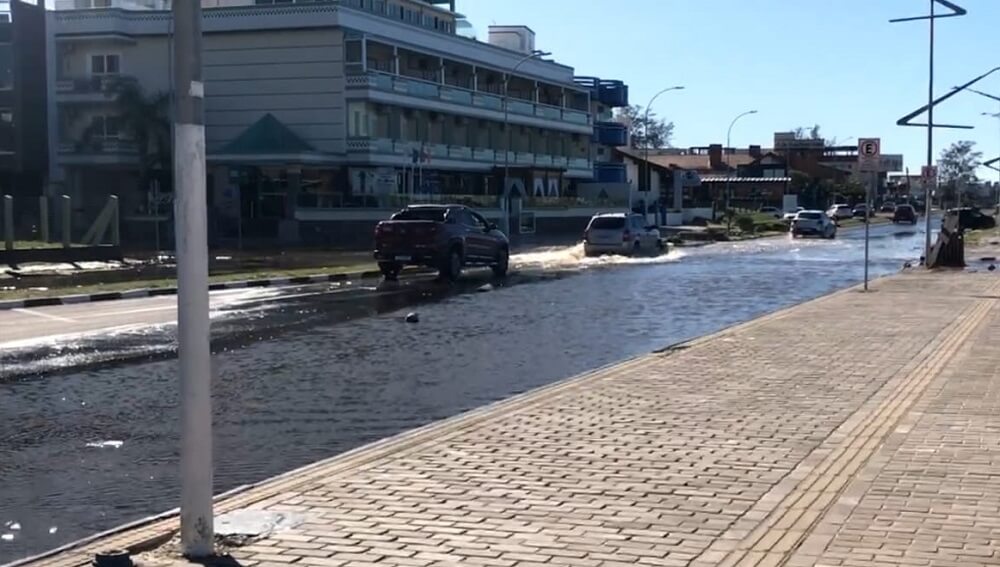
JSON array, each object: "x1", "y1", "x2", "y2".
[{"x1": 0, "y1": 223, "x2": 929, "y2": 563}]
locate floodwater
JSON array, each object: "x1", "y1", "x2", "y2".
[{"x1": 0, "y1": 222, "x2": 929, "y2": 563}]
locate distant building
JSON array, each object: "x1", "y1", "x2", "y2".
[{"x1": 45, "y1": 0, "x2": 629, "y2": 246}]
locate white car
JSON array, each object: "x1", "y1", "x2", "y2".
[
  {"x1": 791, "y1": 210, "x2": 837, "y2": 239},
  {"x1": 782, "y1": 207, "x2": 805, "y2": 221},
  {"x1": 827, "y1": 204, "x2": 853, "y2": 221},
  {"x1": 583, "y1": 213, "x2": 665, "y2": 256},
  {"x1": 759, "y1": 206, "x2": 782, "y2": 219}
]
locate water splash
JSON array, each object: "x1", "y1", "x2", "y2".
[{"x1": 512, "y1": 242, "x2": 687, "y2": 271}]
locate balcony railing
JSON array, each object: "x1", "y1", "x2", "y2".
[
  {"x1": 347, "y1": 71, "x2": 592, "y2": 126},
  {"x1": 593, "y1": 162, "x2": 627, "y2": 183},
  {"x1": 573, "y1": 76, "x2": 630, "y2": 108},
  {"x1": 59, "y1": 138, "x2": 139, "y2": 154},
  {"x1": 56, "y1": 75, "x2": 136, "y2": 98},
  {"x1": 593, "y1": 121, "x2": 628, "y2": 146},
  {"x1": 346, "y1": 137, "x2": 593, "y2": 173}
]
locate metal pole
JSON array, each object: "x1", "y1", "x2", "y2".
[
  {"x1": 39, "y1": 196, "x2": 49, "y2": 242},
  {"x1": 501, "y1": 51, "x2": 549, "y2": 236},
  {"x1": 641, "y1": 86, "x2": 683, "y2": 225},
  {"x1": 173, "y1": 0, "x2": 214, "y2": 558},
  {"x1": 864, "y1": 171, "x2": 872, "y2": 291},
  {"x1": 724, "y1": 110, "x2": 757, "y2": 235},
  {"x1": 110, "y1": 195, "x2": 120, "y2": 247},
  {"x1": 923, "y1": 0, "x2": 934, "y2": 261},
  {"x1": 61, "y1": 194, "x2": 71, "y2": 249},
  {"x1": 3, "y1": 195, "x2": 13, "y2": 251}
]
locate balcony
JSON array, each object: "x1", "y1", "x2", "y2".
[
  {"x1": 58, "y1": 138, "x2": 139, "y2": 165},
  {"x1": 573, "y1": 77, "x2": 629, "y2": 108},
  {"x1": 346, "y1": 71, "x2": 592, "y2": 131},
  {"x1": 593, "y1": 121, "x2": 628, "y2": 146},
  {"x1": 346, "y1": 137, "x2": 593, "y2": 176},
  {"x1": 56, "y1": 75, "x2": 136, "y2": 104},
  {"x1": 593, "y1": 162, "x2": 627, "y2": 184}
]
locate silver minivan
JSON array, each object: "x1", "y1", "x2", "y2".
[{"x1": 583, "y1": 213, "x2": 665, "y2": 256}]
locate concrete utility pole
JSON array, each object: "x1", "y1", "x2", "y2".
[{"x1": 173, "y1": 0, "x2": 213, "y2": 558}]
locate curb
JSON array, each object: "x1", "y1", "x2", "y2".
[{"x1": 0, "y1": 269, "x2": 385, "y2": 311}]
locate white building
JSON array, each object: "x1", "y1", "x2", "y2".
[{"x1": 46, "y1": 0, "x2": 630, "y2": 245}]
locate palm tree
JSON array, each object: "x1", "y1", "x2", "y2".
[{"x1": 78, "y1": 79, "x2": 171, "y2": 204}]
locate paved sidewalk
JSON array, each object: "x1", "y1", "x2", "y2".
[{"x1": 16, "y1": 271, "x2": 1000, "y2": 567}]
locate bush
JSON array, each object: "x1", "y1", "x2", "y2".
[
  {"x1": 735, "y1": 215, "x2": 756, "y2": 234},
  {"x1": 758, "y1": 221, "x2": 788, "y2": 233}
]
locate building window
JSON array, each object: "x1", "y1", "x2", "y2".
[
  {"x1": 92, "y1": 115, "x2": 121, "y2": 139},
  {"x1": 90, "y1": 54, "x2": 120, "y2": 76}
]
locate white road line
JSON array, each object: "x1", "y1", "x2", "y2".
[
  {"x1": 76, "y1": 304, "x2": 178, "y2": 319},
  {"x1": 11, "y1": 308, "x2": 77, "y2": 323}
]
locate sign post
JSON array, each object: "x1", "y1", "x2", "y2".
[
  {"x1": 920, "y1": 165, "x2": 937, "y2": 261},
  {"x1": 858, "y1": 138, "x2": 880, "y2": 291}
]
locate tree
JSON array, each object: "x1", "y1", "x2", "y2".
[
  {"x1": 614, "y1": 104, "x2": 675, "y2": 149},
  {"x1": 80, "y1": 79, "x2": 171, "y2": 202},
  {"x1": 938, "y1": 140, "x2": 981, "y2": 206},
  {"x1": 792, "y1": 124, "x2": 823, "y2": 141}
]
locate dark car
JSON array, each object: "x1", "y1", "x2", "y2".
[
  {"x1": 943, "y1": 207, "x2": 997, "y2": 231},
  {"x1": 373, "y1": 204, "x2": 509, "y2": 281},
  {"x1": 880, "y1": 202, "x2": 896, "y2": 213},
  {"x1": 892, "y1": 204, "x2": 917, "y2": 224},
  {"x1": 852, "y1": 204, "x2": 870, "y2": 218}
]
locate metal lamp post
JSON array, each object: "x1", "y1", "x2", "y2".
[
  {"x1": 501, "y1": 49, "x2": 550, "y2": 237},
  {"x1": 981, "y1": 110, "x2": 1000, "y2": 211},
  {"x1": 641, "y1": 86, "x2": 684, "y2": 223},
  {"x1": 725, "y1": 110, "x2": 758, "y2": 235},
  {"x1": 890, "y1": 0, "x2": 967, "y2": 261}
]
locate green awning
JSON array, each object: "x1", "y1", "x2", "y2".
[{"x1": 219, "y1": 113, "x2": 315, "y2": 155}]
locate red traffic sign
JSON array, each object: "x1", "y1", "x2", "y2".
[{"x1": 921, "y1": 165, "x2": 938, "y2": 181}]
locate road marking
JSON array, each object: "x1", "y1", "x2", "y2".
[{"x1": 11, "y1": 308, "x2": 76, "y2": 323}]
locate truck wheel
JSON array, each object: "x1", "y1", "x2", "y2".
[
  {"x1": 440, "y1": 247, "x2": 462, "y2": 282},
  {"x1": 491, "y1": 247, "x2": 509, "y2": 278},
  {"x1": 378, "y1": 262, "x2": 401, "y2": 281}
]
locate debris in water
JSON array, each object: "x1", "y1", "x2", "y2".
[
  {"x1": 86, "y1": 440, "x2": 124, "y2": 449},
  {"x1": 989, "y1": 264, "x2": 996, "y2": 272},
  {"x1": 49, "y1": 527, "x2": 58, "y2": 534},
  {"x1": 1, "y1": 534, "x2": 13, "y2": 542},
  {"x1": 405, "y1": 312, "x2": 420, "y2": 323},
  {"x1": 8, "y1": 523, "x2": 19, "y2": 531},
  {"x1": 477, "y1": 283, "x2": 494, "y2": 292}
]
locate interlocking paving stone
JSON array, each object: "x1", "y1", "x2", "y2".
[{"x1": 18, "y1": 272, "x2": 1000, "y2": 567}]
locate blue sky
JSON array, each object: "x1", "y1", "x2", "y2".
[{"x1": 457, "y1": 0, "x2": 1000, "y2": 177}]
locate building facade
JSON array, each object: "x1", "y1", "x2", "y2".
[{"x1": 47, "y1": 0, "x2": 630, "y2": 247}]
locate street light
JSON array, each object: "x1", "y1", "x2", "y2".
[
  {"x1": 725, "y1": 109, "x2": 758, "y2": 235},
  {"x1": 982, "y1": 110, "x2": 1000, "y2": 211},
  {"x1": 641, "y1": 85, "x2": 684, "y2": 223},
  {"x1": 889, "y1": 0, "x2": 968, "y2": 261},
  {"x1": 501, "y1": 49, "x2": 550, "y2": 237}
]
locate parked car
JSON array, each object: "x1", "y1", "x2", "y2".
[
  {"x1": 943, "y1": 207, "x2": 997, "y2": 231},
  {"x1": 583, "y1": 213, "x2": 665, "y2": 257},
  {"x1": 373, "y1": 204, "x2": 509, "y2": 281},
  {"x1": 827, "y1": 204, "x2": 853, "y2": 221},
  {"x1": 892, "y1": 204, "x2": 917, "y2": 224},
  {"x1": 880, "y1": 202, "x2": 896, "y2": 213},
  {"x1": 791, "y1": 210, "x2": 837, "y2": 239},
  {"x1": 759, "y1": 206, "x2": 782, "y2": 219},
  {"x1": 852, "y1": 204, "x2": 870, "y2": 218},
  {"x1": 782, "y1": 207, "x2": 805, "y2": 222}
]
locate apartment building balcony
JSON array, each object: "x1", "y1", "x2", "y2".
[
  {"x1": 345, "y1": 136, "x2": 592, "y2": 177},
  {"x1": 593, "y1": 162, "x2": 627, "y2": 183},
  {"x1": 573, "y1": 77, "x2": 629, "y2": 108},
  {"x1": 58, "y1": 138, "x2": 139, "y2": 165},
  {"x1": 593, "y1": 121, "x2": 628, "y2": 146},
  {"x1": 55, "y1": 75, "x2": 136, "y2": 104},
  {"x1": 345, "y1": 71, "x2": 592, "y2": 133}
]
